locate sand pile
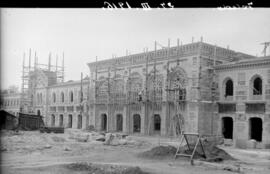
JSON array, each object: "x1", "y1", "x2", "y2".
[
  {"x1": 139, "y1": 140, "x2": 234, "y2": 162},
  {"x1": 66, "y1": 162, "x2": 150, "y2": 174}
]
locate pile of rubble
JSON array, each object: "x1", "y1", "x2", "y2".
[
  {"x1": 138, "y1": 146, "x2": 177, "y2": 159},
  {"x1": 94, "y1": 132, "x2": 146, "y2": 147},
  {"x1": 0, "y1": 130, "x2": 55, "y2": 152},
  {"x1": 66, "y1": 162, "x2": 150, "y2": 174},
  {"x1": 139, "y1": 139, "x2": 234, "y2": 162},
  {"x1": 64, "y1": 128, "x2": 148, "y2": 147}
]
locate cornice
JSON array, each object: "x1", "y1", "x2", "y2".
[
  {"x1": 88, "y1": 42, "x2": 255, "y2": 72},
  {"x1": 215, "y1": 59, "x2": 270, "y2": 72}
]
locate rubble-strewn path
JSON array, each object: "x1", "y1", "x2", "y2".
[{"x1": 1, "y1": 130, "x2": 269, "y2": 174}]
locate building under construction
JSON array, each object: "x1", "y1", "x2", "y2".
[
  {"x1": 87, "y1": 40, "x2": 270, "y2": 148},
  {"x1": 1, "y1": 39, "x2": 270, "y2": 149},
  {"x1": 20, "y1": 49, "x2": 65, "y2": 114},
  {"x1": 19, "y1": 49, "x2": 90, "y2": 129}
]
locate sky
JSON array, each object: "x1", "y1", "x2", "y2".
[{"x1": 1, "y1": 8, "x2": 270, "y2": 90}]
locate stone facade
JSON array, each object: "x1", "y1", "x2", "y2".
[
  {"x1": 216, "y1": 56, "x2": 270, "y2": 148},
  {"x1": 45, "y1": 80, "x2": 90, "y2": 129},
  {"x1": 1, "y1": 69, "x2": 89, "y2": 130},
  {"x1": 87, "y1": 41, "x2": 256, "y2": 137}
]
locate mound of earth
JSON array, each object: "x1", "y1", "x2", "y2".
[
  {"x1": 138, "y1": 145, "x2": 177, "y2": 159},
  {"x1": 139, "y1": 141, "x2": 234, "y2": 162},
  {"x1": 66, "y1": 162, "x2": 150, "y2": 174}
]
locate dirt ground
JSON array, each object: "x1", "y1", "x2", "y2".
[{"x1": 1, "y1": 129, "x2": 270, "y2": 174}]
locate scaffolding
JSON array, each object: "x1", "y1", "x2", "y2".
[{"x1": 20, "y1": 49, "x2": 65, "y2": 114}]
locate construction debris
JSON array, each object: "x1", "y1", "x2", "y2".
[
  {"x1": 65, "y1": 162, "x2": 150, "y2": 174},
  {"x1": 138, "y1": 146, "x2": 177, "y2": 159},
  {"x1": 139, "y1": 140, "x2": 234, "y2": 163}
]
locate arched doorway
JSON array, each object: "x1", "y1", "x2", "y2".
[
  {"x1": 37, "y1": 110, "x2": 41, "y2": 116},
  {"x1": 249, "y1": 117, "x2": 262, "y2": 142},
  {"x1": 133, "y1": 114, "x2": 141, "y2": 133},
  {"x1": 101, "y1": 114, "x2": 107, "y2": 131},
  {"x1": 77, "y1": 115, "x2": 82, "y2": 129},
  {"x1": 59, "y1": 114, "x2": 63, "y2": 127},
  {"x1": 68, "y1": 114, "x2": 73, "y2": 128},
  {"x1": 51, "y1": 114, "x2": 55, "y2": 127},
  {"x1": 154, "y1": 114, "x2": 161, "y2": 133},
  {"x1": 222, "y1": 117, "x2": 233, "y2": 139},
  {"x1": 116, "y1": 114, "x2": 123, "y2": 131}
]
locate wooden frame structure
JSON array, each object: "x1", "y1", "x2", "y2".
[{"x1": 174, "y1": 132, "x2": 206, "y2": 165}]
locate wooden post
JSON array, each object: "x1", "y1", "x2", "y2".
[
  {"x1": 107, "y1": 66, "x2": 110, "y2": 132},
  {"x1": 80, "y1": 72, "x2": 83, "y2": 117},
  {"x1": 145, "y1": 47, "x2": 149, "y2": 135},
  {"x1": 62, "y1": 52, "x2": 64, "y2": 82},
  {"x1": 56, "y1": 54, "x2": 58, "y2": 72},
  {"x1": 48, "y1": 52, "x2": 51, "y2": 71},
  {"x1": 29, "y1": 48, "x2": 31, "y2": 69}
]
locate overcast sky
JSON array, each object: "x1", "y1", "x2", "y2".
[{"x1": 1, "y1": 8, "x2": 270, "y2": 90}]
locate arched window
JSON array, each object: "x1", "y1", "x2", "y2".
[
  {"x1": 68, "y1": 114, "x2": 73, "y2": 128},
  {"x1": 116, "y1": 114, "x2": 123, "y2": 131},
  {"x1": 133, "y1": 114, "x2": 141, "y2": 133},
  {"x1": 61, "y1": 92, "x2": 65, "y2": 103},
  {"x1": 51, "y1": 114, "x2": 55, "y2": 127},
  {"x1": 252, "y1": 77, "x2": 262, "y2": 95},
  {"x1": 101, "y1": 114, "x2": 107, "y2": 131},
  {"x1": 53, "y1": 92, "x2": 56, "y2": 103},
  {"x1": 59, "y1": 114, "x2": 63, "y2": 127},
  {"x1": 154, "y1": 114, "x2": 161, "y2": 132},
  {"x1": 225, "y1": 79, "x2": 233, "y2": 97},
  {"x1": 70, "y1": 91, "x2": 73, "y2": 102}
]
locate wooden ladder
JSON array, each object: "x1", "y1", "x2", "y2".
[{"x1": 174, "y1": 133, "x2": 207, "y2": 165}]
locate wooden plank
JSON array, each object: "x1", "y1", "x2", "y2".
[
  {"x1": 184, "y1": 134, "x2": 191, "y2": 151},
  {"x1": 174, "y1": 135, "x2": 184, "y2": 159},
  {"x1": 176, "y1": 154, "x2": 192, "y2": 157},
  {"x1": 199, "y1": 137, "x2": 207, "y2": 158},
  {"x1": 190, "y1": 137, "x2": 200, "y2": 165}
]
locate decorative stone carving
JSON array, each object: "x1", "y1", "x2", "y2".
[
  {"x1": 147, "y1": 73, "x2": 163, "y2": 102},
  {"x1": 169, "y1": 66, "x2": 188, "y2": 89},
  {"x1": 167, "y1": 66, "x2": 188, "y2": 101},
  {"x1": 127, "y1": 72, "x2": 143, "y2": 103}
]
